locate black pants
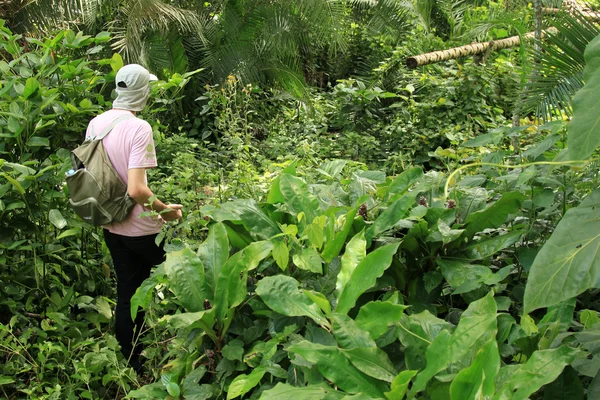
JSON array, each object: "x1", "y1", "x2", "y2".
[{"x1": 103, "y1": 229, "x2": 165, "y2": 365}]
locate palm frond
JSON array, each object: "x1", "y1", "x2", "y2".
[{"x1": 517, "y1": 8, "x2": 600, "y2": 120}]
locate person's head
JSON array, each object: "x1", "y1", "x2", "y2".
[{"x1": 112, "y1": 64, "x2": 158, "y2": 112}]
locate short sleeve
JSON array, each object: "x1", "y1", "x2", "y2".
[{"x1": 128, "y1": 122, "x2": 158, "y2": 169}]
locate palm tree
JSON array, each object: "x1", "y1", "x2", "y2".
[{"x1": 517, "y1": 7, "x2": 600, "y2": 120}]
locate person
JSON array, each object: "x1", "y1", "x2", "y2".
[{"x1": 85, "y1": 64, "x2": 182, "y2": 372}]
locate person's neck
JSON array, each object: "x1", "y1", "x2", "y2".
[{"x1": 113, "y1": 108, "x2": 136, "y2": 115}]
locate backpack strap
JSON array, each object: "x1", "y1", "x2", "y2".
[{"x1": 89, "y1": 114, "x2": 136, "y2": 141}]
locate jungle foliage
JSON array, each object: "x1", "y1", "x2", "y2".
[{"x1": 2, "y1": 0, "x2": 600, "y2": 399}]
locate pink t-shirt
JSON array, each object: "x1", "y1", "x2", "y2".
[{"x1": 86, "y1": 109, "x2": 162, "y2": 237}]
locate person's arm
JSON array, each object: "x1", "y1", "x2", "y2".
[{"x1": 127, "y1": 168, "x2": 182, "y2": 221}]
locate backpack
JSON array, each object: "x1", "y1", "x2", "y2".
[{"x1": 66, "y1": 114, "x2": 136, "y2": 226}]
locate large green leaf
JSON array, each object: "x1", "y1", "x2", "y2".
[
  {"x1": 438, "y1": 259, "x2": 509, "y2": 294},
  {"x1": 322, "y1": 207, "x2": 358, "y2": 263},
  {"x1": 259, "y1": 383, "x2": 345, "y2": 399},
  {"x1": 493, "y1": 346, "x2": 581, "y2": 400},
  {"x1": 287, "y1": 341, "x2": 388, "y2": 398},
  {"x1": 397, "y1": 311, "x2": 451, "y2": 370},
  {"x1": 568, "y1": 34, "x2": 600, "y2": 160},
  {"x1": 343, "y1": 347, "x2": 397, "y2": 382},
  {"x1": 336, "y1": 242, "x2": 400, "y2": 315},
  {"x1": 197, "y1": 222, "x2": 229, "y2": 302},
  {"x1": 463, "y1": 192, "x2": 526, "y2": 239},
  {"x1": 23, "y1": 77, "x2": 39, "y2": 99},
  {"x1": 385, "y1": 167, "x2": 423, "y2": 200},
  {"x1": 226, "y1": 366, "x2": 266, "y2": 400},
  {"x1": 130, "y1": 266, "x2": 166, "y2": 320},
  {"x1": 256, "y1": 276, "x2": 329, "y2": 328},
  {"x1": 355, "y1": 301, "x2": 408, "y2": 340},
  {"x1": 279, "y1": 173, "x2": 320, "y2": 223},
  {"x1": 408, "y1": 291, "x2": 498, "y2": 397},
  {"x1": 214, "y1": 241, "x2": 272, "y2": 323},
  {"x1": 331, "y1": 313, "x2": 377, "y2": 349},
  {"x1": 336, "y1": 230, "x2": 366, "y2": 297},
  {"x1": 384, "y1": 370, "x2": 417, "y2": 400},
  {"x1": 366, "y1": 195, "x2": 415, "y2": 243},
  {"x1": 293, "y1": 247, "x2": 323, "y2": 274},
  {"x1": 449, "y1": 339, "x2": 500, "y2": 399},
  {"x1": 159, "y1": 310, "x2": 216, "y2": 340},
  {"x1": 524, "y1": 189, "x2": 600, "y2": 313},
  {"x1": 542, "y1": 366, "x2": 583, "y2": 400},
  {"x1": 220, "y1": 200, "x2": 281, "y2": 240},
  {"x1": 164, "y1": 249, "x2": 207, "y2": 312},
  {"x1": 460, "y1": 230, "x2": 524, "y2": 260}
]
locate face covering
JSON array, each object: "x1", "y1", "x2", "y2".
[{"x1": 113, "y1": 84, "x2": 150, "y2": 112}]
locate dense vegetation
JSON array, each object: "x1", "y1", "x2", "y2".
[{"x1": 2, "y1": 0, "x2": 600, "y2": 398}]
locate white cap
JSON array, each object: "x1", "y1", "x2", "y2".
[
  {"x1": 115, "y1": 64, "x2": 157, "y2": 90},
  {"x1": 113, "y1": 64, "x2": 158, "y2": 112}
]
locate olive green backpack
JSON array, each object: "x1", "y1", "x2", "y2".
[{"x1": 66, "y1": 114, "x2": 136, "y2": 226}]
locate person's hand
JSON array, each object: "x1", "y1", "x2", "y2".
[{"x1": 162, "y1": 204, "x2": 183, "y2": 222}]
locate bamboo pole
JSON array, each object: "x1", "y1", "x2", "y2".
[
  {"x1": 405, "y1": 28, "x2": 557, "y2": 69},
  {"x1": 542, "y1": 7, "x2": 600, "y2": 21}
]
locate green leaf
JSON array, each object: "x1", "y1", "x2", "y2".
[
  {"x1": 130, "y1": 267, "x2": 165, "y2": 321},
  {"x1": 463, "y1": 192, "x2": 526, "y2": 239},
  {"x1": 57, "y1": 228, "x2": 79, "y2": 240},
  {"x1": 0, "y1": 376, "x2": 15, "y2": 385},
  {"x1": 48, "y1": 209, "x2": 67, "y2": 229},
  {"x1": 227, "y1": 366, "x2": 266, "y2": 400},
  {"x1": 542, "y1": 366, "x2": 583, "y2": 400},
  {"x1": 256, "y1": 276, "x2": 329, "y2": 328},
  {"x1": 96, "y1": 296, "x2": 112, "y2": 319},
  {"x1": 343, "y1": 347, "x2": 397, "y2": 382},
  {"x1": 493, "y1": 346, "x2": 581, "y2": 400},
  {"x1": 409, "y1": 292, "x2": 498, "y2": 397},
  {"x1": 164, "y1": 248, "x2": 207, "y2": 312},
  {"x1": 568, "y1": 34, "x2": 600, "y2": 160},
  {"x1": 293, "y1": 247, "x2": 323, "y2": 274},
  {"x1": 159, "y1": 310, "x2": 215, "y2": 333},
  {"x1": 366, "y1": 195, "x2": 415, "y2": 243},
  {"x1": 331, "y1": 313, "x2": 377, "y2": 349},
  {"x1": 386, "y1": 167, "x2": 423, "y2": 199},
  {"x1": 450, "y1": 339, "x2": 500, "y2": 399},
  {"x1": 397, "y1": 311, "x2": 451, "y2": 370},
  {"x1": 1, "y1": 173, "x2": 25, "y2": 195},
  {"x1": 306, "y1": 221, "x2": 325, "y2": 250},
  {"x1": 287, "y1": 341, "x2": 388, "y2": 398},
  {"x1": 460, "y1": 230, "x2": 523, "y2": 260},
  {"x1": 438, "y1": 259, "x2": 507, "y2": 294},
  {"x1": 26, "y1": 136, "x2": 50, "y2": 147},
  {"x1": 127, "y1": 382, "x2": 168, "y2": 399},
  {"x1": 7, "y1": 116, "x2": 21, "y2": 134},
  {"x1": 219, "y1": 200, "x2": 281, "y2": 240},
  {"x1": 355, "y1": 301, "x2": 408, "y2": 340},
  {"x1": 581, "y1": 310, "x2": 600, "y2": 329},
  {"x1": 336, "y1": 242, "x2": 400, "y2": 315},
  {"x1": 222, "y1": 339, "x2": 245, "y2": 362},
  {"x1": 384, "y1": 370, "x2": 417, "y2": 400},
  {"x1": 524, "y1": 189, "x2": 600, "y2": 313},
  {"x1": 166, "y1": 382, "x2": 180, "y2": 398},
  {"x1": 259, "y1": 383, "x2": 345, "y2": 399},
  {"x1": 23, "y1": 77, "x2": 39, "y2": 99},
  {"x1": 322, "y1": 207, "x2": 358, "y2": 262},
  {"x1": 305, "y1": 290, "x2": 331, "y2": 314},
  {"x1": 280, "y1": 173, "x2": 320, "y2": 223},
  {"x1": 336, "y1": 230, "x2": 366, "y2": 297},
  {"x1": 197, "y1": 222, "x2": 229, "y2": 302},
  {"x1": 272, "y1": 240, "x2": 289, "y2": 270}
]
